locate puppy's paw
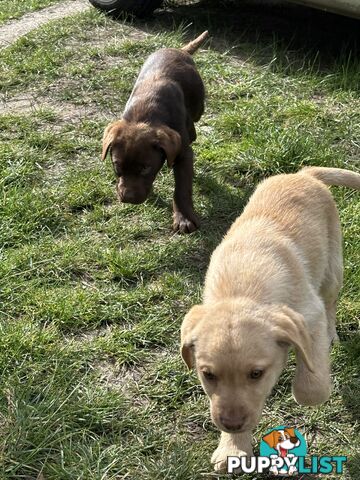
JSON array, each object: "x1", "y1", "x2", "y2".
[
  {"x1": 173, "y1": 212, "x2": 199, "y2": 234},
  {"x1": 211, "y1": 447, "x2": 248, "y2": 473},
  {"x1": 330, "y1": 331, "x2": 340, "y2": 346},
  {"x1": 292, "y1": 379, "x2": 331, "y2": 406}
]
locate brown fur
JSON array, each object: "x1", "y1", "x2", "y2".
[
  {"x1": 101, "y1": 31, "x2": 208, "y2": 232},
  {"x1": 181, "y1": 166, "x2": 360, "y2": 471}
]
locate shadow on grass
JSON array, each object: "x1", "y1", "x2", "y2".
[
  {"x1": 145, "y1": 168, "x2": 253, "y2": 245},
  {"x1": 121, "y1": 0, "x2": 360, "y2": 92},
  {"x1": 195, "y1": 171, "x2": 253, "y2": 231},
  {"x1": 338, "y1": 331, "x2": 359, "y2": 479},
  {"x1": 340, "y1": 332, "x2": 360, "y2": 422},
  {"x1": 104, "y1": 173, "x2": 253, "y2": 298},
  {"x1": 348, "y1": 453, "x2": 360, "y2": 479}
]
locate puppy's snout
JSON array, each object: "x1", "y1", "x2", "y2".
[
  {"x1": 120, "y1": 192, "x2": 144, "y2": 204},
  {"x1": 220, "y1": 414, "x2": 246, "y2": 432},
  {"x1": 117, "y1": 186, "x2": 146, "y2": 205}
]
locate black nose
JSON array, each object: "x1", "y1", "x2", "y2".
[
  {"x1": 118, "y1": 189, "x2": 146, "y2": 204},
  {"x1": 220, "y1": 415, "x2": 245, "y2": 432},
  {"x1": 121, "y1": 195, "x2": 144, "y2": 204}
]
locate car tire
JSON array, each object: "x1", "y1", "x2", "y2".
[{"x1": 89, "y1": 0, "x2": 163, "y2": 17}]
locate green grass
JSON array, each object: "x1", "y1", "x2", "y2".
[
  {"x1": 0, "y1": 0, "x2": 60, "y2": 25},
  {"x1": 0, "y1": 3, "x2": 359, "y2": 479}
]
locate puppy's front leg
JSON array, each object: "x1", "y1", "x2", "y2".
[
  {"x1": 211, "y1": 431, "x2": 253, "y2": 472},
  {"x1": 172, "y1": 147, "x2": 200, "y2": 234}
]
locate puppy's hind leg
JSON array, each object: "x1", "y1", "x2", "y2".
[
  {"x1": 211, "y1": 431, "x2": 253, "y2": 472},
  {"x1": 324, "y1": 298, "x2": 340, "y2": 346},
  {"x1": 321, "y1": 221, "x2": 343, "y2": 347}
]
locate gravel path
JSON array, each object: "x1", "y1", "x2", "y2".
[{"x1": 0, "y1": 0, "x2": 91, "y2": 49}]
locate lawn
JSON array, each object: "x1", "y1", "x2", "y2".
[
  {"x1": 0, "y1": 2, "x2": 359, "y2": 479},
  {"x1": 0, "y1": 0, "x2": 60, "y2": 25}
]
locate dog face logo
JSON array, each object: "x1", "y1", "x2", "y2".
[
  {"x1": 260, "y1": 426, "x2": 306, "y2": 476},
  {"x1": 263, "y1": 427, "x2": 300, "y2": 458}
]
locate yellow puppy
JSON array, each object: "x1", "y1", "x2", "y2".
[{"x1": 181, "y1": 167, "x2": 360, "y2": 471}]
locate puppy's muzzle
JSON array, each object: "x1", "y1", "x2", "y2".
[
  {"x1": 119, "y1": 192, "x2": 145, "y2": 204},
  {"x1": 220, "y1": 414, "x2": 246, "y2": 432},
  {"x1": 117, "y1": 186, "x2": 148, "y2": 205}
]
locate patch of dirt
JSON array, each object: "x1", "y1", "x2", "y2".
[
  {"x1": 183, "y1": 418, "x2": 208, "y2": 439},
  {"x1": 95, "y1": 359, "x2": 145, "y2": 391},
  {"x1": 65, "y1": 23, "x2": 149, "y2": 50},
  {"x1": 0, "y1": 1, "x2": 152, "y2": 125},
  {"x1": 89, "y1": 349, "x2": 175, "y2": 406},
  {"x1": 0, "y1": 91, "x2": 109, "y2": 125},
  {"x1": 0, "y1": 0, "x2": 90, "y2": 49},
  {"x1": 0, "y1": 23, "x2": 149, "y2": 120},
  {"x1": 64, "y1": 325, "x2": 151, "y2": 403}
]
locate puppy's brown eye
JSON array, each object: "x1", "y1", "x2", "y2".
[
  {"x1": 152, "y1": 144, "x2": 166, "y2": 162},
  {"x1": 159, "y1": 148, "x2": 166, "y2": 162},
  {"x1": 112, "y1": 162, "x2": 122, "y2": 177},
  {"x1": 140, "y1": 166, "x2": 152, "y2": 176},
  {"x1": 249, "y1": 369, "x2": 263, "y2": 380},
  {"x1": 203, "y1": 371, "x2": 216, "y2": 381}
]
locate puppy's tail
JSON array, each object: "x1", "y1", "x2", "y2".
[
  {"x1": 182, "y1": 30, "x2": 209, "y2": 55},
  {"x1": 300, "y1": 166, "x2": 360, "y2": 190}
]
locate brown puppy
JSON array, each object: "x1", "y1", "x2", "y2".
[
  {"x1": 102, "y1": 31, "x2": 208, "y2": 233},
  {"x1": 181, "y1": 166, "x2": 360, "y2": 471}
]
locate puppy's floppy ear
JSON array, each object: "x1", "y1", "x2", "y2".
[
  {"x1": 101, "y1": 120, "x2": 126, "y2": 161},
  {"x1": 271, "y1": 306, "x2": 314, "y2": 373},
  {"x1": 155, "y1": 126, "x2": 182, "y2": 168},
  {"x1": 180, "y1": 305, "x2": 206, "y2": 369},
  {"x1": 262, "y1": 430, "x2": 281, "y2": 449}
]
